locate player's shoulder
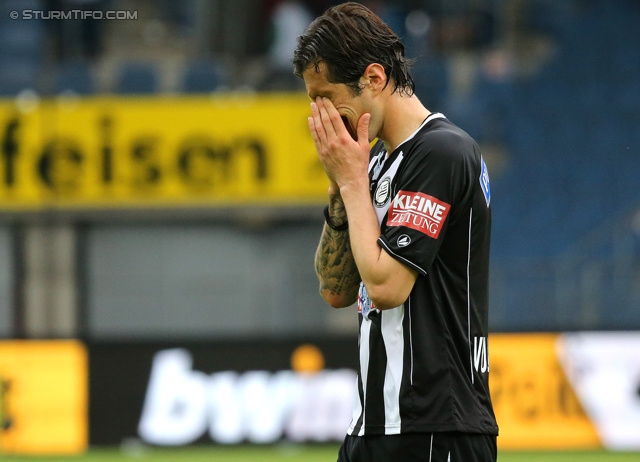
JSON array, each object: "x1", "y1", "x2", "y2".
[
  {"x1": 408, "y1": 117, "x2": 477, "y2": 163},
  {"x1": 418, "y1": 116, "x2": 474, "y2": 149}
]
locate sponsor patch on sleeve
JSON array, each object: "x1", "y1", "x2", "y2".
[
  {"x1": 480, "y1": 156, "x2": 491, "y2": 207},
  {"x1": 386, "y1": 191, "x2": 451, "y2": 239}
]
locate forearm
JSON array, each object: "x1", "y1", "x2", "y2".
[
  {"x1": 314, "y1": 194, "x2": 361, "y2": 308},
  {"x1": 340, "y1": 181, "x2": 417, "y2": 309},
  {"x1": 339, "y1": 182, "x2": 387, "y2": 286}
]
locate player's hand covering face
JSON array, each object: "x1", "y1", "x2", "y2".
[
  {"x1": 308, "y1": 96, "x2": 371, "y2": 191},
  {"x1": 303, "y1": 61, "x2": 375, "y2": 192}
]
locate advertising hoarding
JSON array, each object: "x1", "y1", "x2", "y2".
[
  {"x1": 0, "y1": 95, "x2": 325, "y2": 211},
  {"x1": 0, "y1": 340, "x2": 88, "y2": 455},
  {"x1": 87, "y1": 333, "x2": 640, "y2": 450}
]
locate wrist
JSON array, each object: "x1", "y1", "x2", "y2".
[
  {"x1": 338, "y1": 178, "x2": 369, "y2": 204},
  {"x1": 323, "y1": 205, "x2": 349, "y2": 231},
  {"x1": 327, "y1": 181, "x2": 340, "y2": 197}
]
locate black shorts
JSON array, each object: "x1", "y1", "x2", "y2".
[{"x1": 336, "y1": 432, "x2": 497, "y2": 462}]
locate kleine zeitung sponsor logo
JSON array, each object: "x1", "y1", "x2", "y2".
[{"x1": 387, "y1": 190, "x2": 450, "y2": 239}]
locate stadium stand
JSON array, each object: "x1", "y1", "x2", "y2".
[
  {"x1": 469, "y1": 0, "x2": 640, "y2": 259},
  {"x1": 181, "y1": 58, "x2": 224, "y2": 94},
  {"x1": 114, "y1": 61, "x2": 159, "y2": 94},
  {"x1": 412, "y1": 54, "x2": 450, "y2": 113},
  {"x1": 0, "y1": 0, "x2": 45, "y2": 96},
  {"x1": 54, "y1": 60, "x2": 95, "y2": 95},
  {"x1": 466, "y1": 0, "x2": 640, "y2": 329}
]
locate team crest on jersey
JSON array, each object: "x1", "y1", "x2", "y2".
[
  {"x1": 387, "y1": 191, "x2": 450, "y2": 239},
  {"x1": 480, "y1": 156, "x2": 491, "y2": 207},
  {"x1": 374, "y1": 177, "x2": 392, "y2": 208}
]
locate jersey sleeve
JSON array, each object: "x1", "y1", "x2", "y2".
[{"x1": 377, "y1": 128, "x2": 477, "y2": 275}]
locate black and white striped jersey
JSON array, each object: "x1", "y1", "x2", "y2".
[{"x1": 348, "y1": 113, "x2": 499, "y2": 437}]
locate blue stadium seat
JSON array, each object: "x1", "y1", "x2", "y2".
[
  {"x1": 55, "y1": 60, "x2": 95, "y2": 95},
  {"x1": 181, "y1": 59, "x2": 224, "y2": 93},
  {"x1": 115, "y1": 62, "x2": 159, "y2": 95},
  {"x1": 0, "y1": 57, "x2": 39, "y2": 96}
]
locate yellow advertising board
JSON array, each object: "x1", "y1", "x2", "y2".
[
  {"x1": 489, "y1": 333, "x2": 601, "y2": 450},
  {"x1": 0, "y1": 340, "x2": 88, "y2": 455},
  {"x1": 0, "y1": 94, "x2": 326, "y2": 210}
]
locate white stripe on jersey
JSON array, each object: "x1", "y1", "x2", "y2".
[
  {"x1": 348, "y1": 373, "x2": 363, "y2": 436},
  {"x1": 467, "y1": 208, "x2": 474, "y2": 384},
  {"x1": 381, "y1": 305, "x2": 405, "y2": 433},
  {"x1": 350, "y1": 317, "x2": 372, "y2": 436},
  {"x1": 368, "y1": 152, "x2": 383, "y2": 179},
  {"x1": 428, "y1": 433, "x2": 434, "y2": 462},
  {"x1": 407, "y1": 297, "x2": 414, "y2": 386}
]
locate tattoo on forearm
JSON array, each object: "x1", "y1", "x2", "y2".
[
  {"x1": 315, "y1": 195, "x2": 361, "y2": 299},
  {"x1": 328, "y1": 194, "x2": 348, "y2": 225}
]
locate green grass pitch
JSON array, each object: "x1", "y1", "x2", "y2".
[{"x1": 1, "y1": 446, "x2": 640, "y2": 461}]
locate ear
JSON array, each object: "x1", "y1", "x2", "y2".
[{"x1": 362, "y1": 63, "x2": 387, "y2": 92}]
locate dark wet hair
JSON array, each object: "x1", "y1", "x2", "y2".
[{"x1": 293, "y1": 2, "x2": 415, "y2": 96}]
